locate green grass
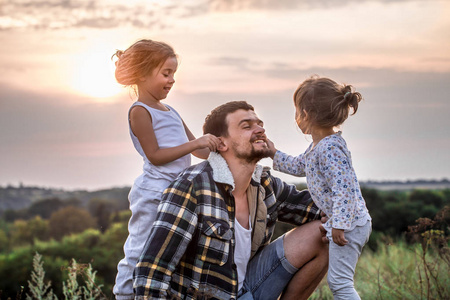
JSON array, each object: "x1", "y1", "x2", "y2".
[
  {"x1": 311, "y1": 239, "x2": 450, "y2": 300},
  {"x1": 20, "y1": 239, "x2": 449, "y2": 300}
]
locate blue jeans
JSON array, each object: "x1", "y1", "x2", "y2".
[{"x1": 238, "y1": 235, "x2": 298, "y2": 300}]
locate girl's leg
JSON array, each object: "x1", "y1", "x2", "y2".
[
  {"x1": 327, "y1": 221, "x2": 371, "y2": 300},
  {"x1": 113, "y1": 186, "x2": 161, "y2": 300}
]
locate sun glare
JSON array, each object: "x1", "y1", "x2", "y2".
[{"x1": 71, "y1": 47, "x2": 122, "y2": 100}]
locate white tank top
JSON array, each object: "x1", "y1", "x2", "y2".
[
  {"x1": 129, "y1": 101, "x2": 191, "y2": 192},
  {"x1": 234, "y1": 216, "x2": 252, "y2": 291}
]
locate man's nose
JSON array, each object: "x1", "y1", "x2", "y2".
[{"x1": 254, "y1": 124, "x2": 265, "y2": 134}]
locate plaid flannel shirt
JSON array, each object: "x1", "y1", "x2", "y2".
[{"x1": 134, "y1": 153, "x2": 320, "y2": 300}]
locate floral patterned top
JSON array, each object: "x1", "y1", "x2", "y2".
[{"x1": 273, "y1": 132, "x2": 371, "y2": 235}]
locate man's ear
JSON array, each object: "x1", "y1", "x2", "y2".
[{"x1": 217, "y1": 137, "x2": 228, "y2": 152}]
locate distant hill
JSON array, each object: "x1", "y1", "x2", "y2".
[
  {"x1": 360, "y1": 179, "x2": 450, "y2": 191},
  {"x1": 1, "y1": 179, "x2": 449, "y2": 212},
  {"x1": 0, "y1": 185, "x2": 131, "y2": 213}
]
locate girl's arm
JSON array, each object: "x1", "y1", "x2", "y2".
[
  {"x1": 268, "y1": 139, "x2": 306, "y2": 177},
  {"x1": 130, "y1": 106, "x2": 219, "y2": 166},
  {"x1": 273, "y1": 151, "x2": 307, "y2": 177},
  {"x1": 182, "y1": 120, "x2": 212, "y2": 159}
]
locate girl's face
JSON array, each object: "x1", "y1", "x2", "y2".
[{"x1": 139, "y1": 56, "x2": 178, "y2": 101}]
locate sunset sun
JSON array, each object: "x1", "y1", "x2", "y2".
[{"x1": 71, "y1": 47, "x2": 122, "y2": 99}]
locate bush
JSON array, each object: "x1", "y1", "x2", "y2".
[{"x1": 48, "y1": 207, "x2": 96, "y2": 241}]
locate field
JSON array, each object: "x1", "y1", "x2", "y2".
[{"x1": 0, "y1": 186, "x2": 448, "y2": 299}]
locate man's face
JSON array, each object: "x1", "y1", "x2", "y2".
[{"x1": 222, "y1": 109, "x2": 271, "y2": 163}]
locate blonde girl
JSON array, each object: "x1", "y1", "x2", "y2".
[
  {"x1": 112, "y1": 39, "x2": 220, "y2": 300},
  {"x1": 269, "y1": 76, "x2": 371, "y2": 300}
]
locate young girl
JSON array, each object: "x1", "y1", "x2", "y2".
[
  {"x1": 112, "y1": 39, "x2": 220, "y2": 300},
  {"x1": 269, "y1": 76, "x2": 372, "y2": 300}
]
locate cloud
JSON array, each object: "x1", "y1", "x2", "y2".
[
  {"x1": 207, "y1": 0, "x2": 415, "y2": 11},
  {"x1": 0, "y1": 83, "x2": 136, "y2": 188},
  {"x1": 0, "y1": 0, "x2": 424, "y2": 30},
  {"x1": 1, "y1": 63, "x2": 449, "y2": 189},
  {"x1": 0, "y1": 0, "x2": 174, "y2": 30},
  {"x1": 209, "y1": 55, "x2": 450, "y2": 101},
  {"x1": 209, "y1": 56, "x2": 254, "y2": 70},
  {"x1": 0, "y1": 83, "x2": 124, "y2": 145}
]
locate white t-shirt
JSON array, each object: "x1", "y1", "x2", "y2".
[{"x1": 234, "y1": 216, "x2": 252, "y2": 291}]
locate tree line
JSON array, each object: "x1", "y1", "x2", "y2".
[{"x1": 0, "y1": 187, "x2": 449, "y2": 299}]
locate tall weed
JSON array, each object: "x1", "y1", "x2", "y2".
[{"x1": 26, "y1": 253, "x2": 105, "y2": 300}]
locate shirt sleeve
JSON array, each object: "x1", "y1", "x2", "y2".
[
  {"x1": 134, "y1": 179, "x2": 198, "y2": 299},
  {"x1": 269, "y1": 174, "x2": 321, "y2": 225},
  {"x1": 318, "y1": 141, "x2": 357, "y2": 230},
  {"x1": 273, "y1": 150, "x2": 306, "y2": 177}
]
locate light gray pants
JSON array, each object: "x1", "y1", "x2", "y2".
[
  {"x1": 113, "y1": 185, "x2": 161, "y2": 300},
  {"x1": 328, "y1": 221, "x2": 372, "y2": 300}
]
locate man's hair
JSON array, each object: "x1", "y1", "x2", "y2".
[{"x1": 203, "y1": 101, "x2": 254, "y2": 137}]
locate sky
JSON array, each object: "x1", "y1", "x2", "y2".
[{"x1": 0, "y1": 0, "x2": 449, "y2": 191}]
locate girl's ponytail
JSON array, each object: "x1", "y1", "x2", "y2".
[{"x1": 341, "y1": 85, "x2": 362, "y2": 116}]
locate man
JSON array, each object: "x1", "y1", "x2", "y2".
[{"x1": 134, "y1": 101, "x2": 329, "y2": 300}]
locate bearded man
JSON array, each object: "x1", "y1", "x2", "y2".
[{"x1": 134, "y1": 101, "x2": 328, "y2": 300}]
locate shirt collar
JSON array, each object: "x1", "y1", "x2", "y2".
[{"x1": 207, "y1": 152, "x2": 264, "y2": 191}]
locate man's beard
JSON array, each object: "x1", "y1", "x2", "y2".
[{"x1": 234, "y1": 143, "x2": 271, "y2": 163}]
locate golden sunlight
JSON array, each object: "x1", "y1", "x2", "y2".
[{"x1": 71, "y1": 47, "x2": 122, "y2": 100}]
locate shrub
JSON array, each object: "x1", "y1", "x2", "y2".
[{"x1": 48, "y1": 207, "x2": 96, "y2": 240}]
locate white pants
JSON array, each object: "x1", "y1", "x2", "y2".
[
  {"x1": 113, "y1": 185, "x2": 161, "y2": 300},
  {"x1": 327, "y1": 220, "x2": 372, "y2": 300}
]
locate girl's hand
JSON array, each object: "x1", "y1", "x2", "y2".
[
  {"x1": 266, "y1": 138, "x2": 277, "y2": 159},
  {"x1": 195, "y1": 134, "x2": 221, "y2": 152},
  {"x1": 332, "y1": 228, "x2": 348, "y2": 246}
]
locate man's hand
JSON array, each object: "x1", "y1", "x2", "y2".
[
  {"x1": 319, "y1": 211, "x2": 329, "y2": 243},
  {"x1": 332, "y1": 228, "x2": 348, "y2": 246}
]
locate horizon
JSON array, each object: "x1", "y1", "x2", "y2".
[
  {"x1": 1, "y1": 0, "x2": 449, "y2": 190},
  {"x1": 2, "y1": 177, "x2": 450, "y2": 193}
]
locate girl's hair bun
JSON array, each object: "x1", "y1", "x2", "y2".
[
  {"x1": 343, "y1": 91, "x2": 352, "y2": 101},
  {"x1": 114, "y1": 50, "x2": 124, "y2": 59},
  {"x1": 342, "y1": 85, "x2": 362, "y2": 115}
]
